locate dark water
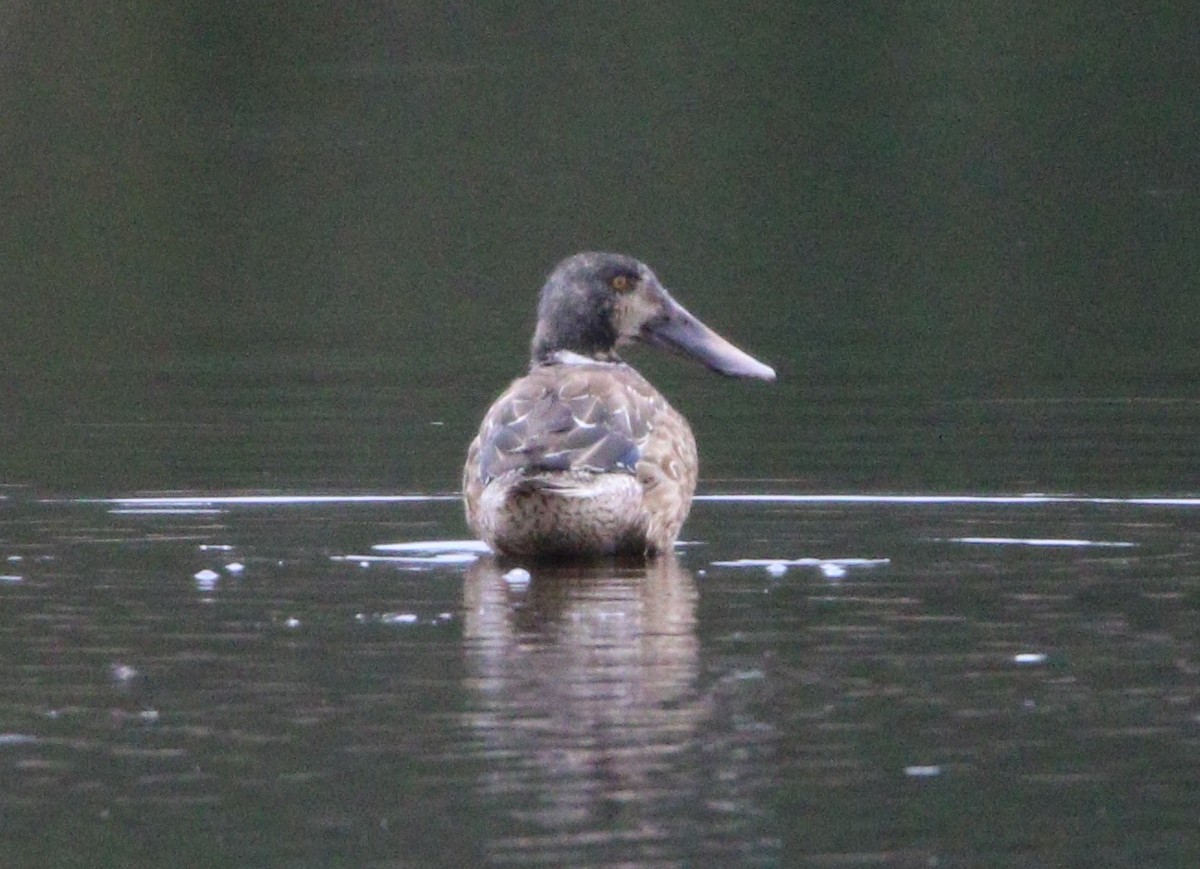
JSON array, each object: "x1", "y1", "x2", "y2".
[
  {"x1": 3, "y1": 3, "x2": 1200, "y2": 866},
  {"x1": 2, "y1": 489, "x2": 1199, "y2": 866}
]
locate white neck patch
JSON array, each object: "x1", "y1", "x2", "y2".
[{"x1": 550, "y1": 350, "x2": 615, "y2": 367}]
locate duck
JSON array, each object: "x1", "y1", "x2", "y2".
[{"x1": 463, "y1": 252, "x2": 775, "y2": 559}]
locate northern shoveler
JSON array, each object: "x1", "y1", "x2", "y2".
[{"x1": 463, "y1": 252, "x2": 775, "y2": 559}]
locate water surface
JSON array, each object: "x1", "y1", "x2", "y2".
[{"x1": 2, "y1": 490, "x2": 1198, "y2": 865}]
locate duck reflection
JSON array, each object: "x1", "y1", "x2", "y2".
[{"x1": 462, "y1": 554, "x2": 701, "y2": 837}]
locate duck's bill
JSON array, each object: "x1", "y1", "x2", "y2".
[{"x1": 640, "y1": 295, "x2": 776, "y2": 381}]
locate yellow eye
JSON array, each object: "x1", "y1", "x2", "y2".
[{"x1": 611, "y1": 274, "x2": 631, "y2": 292}]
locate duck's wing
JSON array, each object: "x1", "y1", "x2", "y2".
[{"x1": 471, "y1": 364, "x2": 657, "y2": 486}]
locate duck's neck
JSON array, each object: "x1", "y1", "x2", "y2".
[
  {"x1": 531, "y1": 324, "x2": 621, "y2": 366},
  {"x1": 530, "y1": 285, "x2": 621, "y2": 365}
]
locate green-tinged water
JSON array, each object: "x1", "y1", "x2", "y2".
[
  {"x1": 2, "y1": 493, "x2": 1199, "y2": 865},
  {"x1": 2, "y1": 2, "x2": 1199, "y2": 866}
]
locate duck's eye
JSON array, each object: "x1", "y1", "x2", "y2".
[{"x1": 610, "y1": 274, "x2": 632, "y2": 292}]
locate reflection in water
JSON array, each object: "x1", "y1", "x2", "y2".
[
  {"x1": 462, "y1": 556, "x2": 712, "y2": 862},
  {"x1": 3, "y1": 495, "x2": 1198, "y2": 863}
]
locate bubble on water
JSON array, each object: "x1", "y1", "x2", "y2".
[
  {"x1": 357, "y1": 612, "x2": 425, "y2": 626},
  {"x1": 110, "y1": 663, "x2": 139, "y2": 683},
  {"x1": 1013, "y1": 653, "x2": 1048, "y2": 665},
  {"x1": 503, "y1": 568, "x2": 531, "y2": 586},
  {"x1": 904, "y1": 765, "x2": 942, "y2": 778}
]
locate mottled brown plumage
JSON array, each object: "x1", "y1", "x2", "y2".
[{"x1": 463, "y1": 252, "x2": 774, "y2": 559}]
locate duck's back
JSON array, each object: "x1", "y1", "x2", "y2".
[{"x1": 463, "y1": 358, "x2": 697, "y2": 558}]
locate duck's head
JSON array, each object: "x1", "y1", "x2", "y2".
[{"x1": 530, "y1": 252, "x2": 776, "y2": 381}]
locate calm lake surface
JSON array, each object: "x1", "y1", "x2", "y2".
[
  {"x1": 3, "y1": 479, "x2": 1199, "y2": 866},
  {"x1": 4, "y1": 3, "x2": 1199, "y2": 866}
]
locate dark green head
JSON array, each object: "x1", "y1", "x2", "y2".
[{"x1": 530, "y1": 252, "x2": 776, "y2": 381}]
